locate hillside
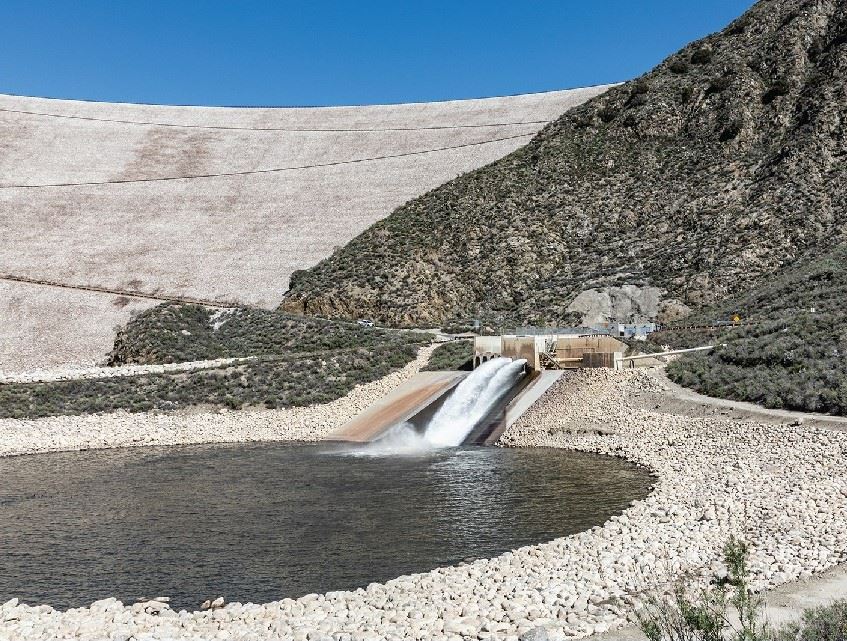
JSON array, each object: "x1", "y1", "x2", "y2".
[
  {"x1": 663, "y1": 244, "x2": 847, "y2": 415},
  {"x1": 0, "y1": 86, "x2": 608, "y2": 372},
  {"x1": 283, "y1": 0, "x2": 847, "y2": 328},
  {"x1": 0, "y1": 304, "x2": 430, "y2": 418}
]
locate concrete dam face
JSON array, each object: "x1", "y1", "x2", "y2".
[{"x1": 0, "y1": 86, "x2": 613, "y2": 372}]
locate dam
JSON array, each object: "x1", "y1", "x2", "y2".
[{"x1": 0, "y1": 85, "x2": 613, "y2": 374}]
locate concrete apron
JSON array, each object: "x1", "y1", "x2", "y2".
[{"x1": 327, "y1": 371, "x2": 468, "y2": 442}]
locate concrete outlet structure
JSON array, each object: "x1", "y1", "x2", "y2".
[{"x1": 474, "y1": 334, "x2": 626, "y2": 370}]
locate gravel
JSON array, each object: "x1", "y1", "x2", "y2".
[
  {"x1": 0, "y1": 367, "x2": 845, "y2": 640},
  {"x1": 0, "y1": 357, "x2": 254, "y2": 384}
]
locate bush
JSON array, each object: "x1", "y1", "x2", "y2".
[
  {"x1": 762, "y1": 79, "x2": 790, "y2": 105},
  {"x1": 670, "y1": 59, "x2": 691, "y2": 74},
  {"x1": 691, "y1": 47, "x2": 713, "y2": 65},
  {"x1": 720, "y1": 119, "x2": 743, "y2": 142},
  {"x1": 639, "y1": 537, "x2": 847, "y2": 641},
  {"x1": 665, "y1": 245, "x2": 847, "y2": 416},
  {"x1": 774, "y1": 601, "x2": 847, "y2": 641},
  {"x1": 0, "y1": 306, "x2": 433, "y2": 419},
  {"x1": 706, "y1": 76, "x2": 732, "y2": 96},
  {"x1": 423, "y1": 340, "x2": 473, "y2": 371},
  {"x1": 638, "y1": 537, "x2": 768, "y2": 641},
  {"x1": 598, "y1": 106, "x2": 619, "y2": 123},
  {"x1": 110, "y1": 303, "x2": 428, "y2": 365}
]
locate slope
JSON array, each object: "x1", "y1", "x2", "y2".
[
  {"x1": 663, "y1": 243, "x2": 847, "y2": 416},
  {"x1": 282, "y1": 0, "x2": 847, "y2": 328}
]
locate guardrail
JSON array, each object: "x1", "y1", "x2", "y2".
[{"x1": 615, "y1": 344, "x2": 722, "y2": 369}]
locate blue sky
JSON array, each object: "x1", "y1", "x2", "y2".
[{"x1": 0, "y1": 1, "x2": 756, "y2": 107}]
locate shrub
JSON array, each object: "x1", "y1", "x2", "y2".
[
  {"x1": 598, "y1": 106, "x2": 619, "y2": 123},
  {"x1": 0, "y1": 311, "x2": 431, "y2": 419},
  {"x1": 719, "y1": 119, "x2": 743, "y2": 142},
  {"x1": 691, "y1": 47, "x2": 713, "y2": 65},
  {"x1": 631, "y1": 80, "x2": 651, "y2": 96},
  {"x1": 665, "y1": 245, "x2": 847, "y2": 417},
  {"x1": 423, "y1": 340, "x2": 473, "y2": 371},
  {"x1": 762, "y1": 79, "x2": 790, "y2": 105},
  {"x1": 706, "y1": 76, "x2": 732, "y2": 95},
  {"x1": 773, "y1": 601, "x2": 847, "y2": 641},
  {"x1": 670, "y1": 59, "x2": 691, "y2": 74},
  {"x1": 639, "y1": 537, "x2": 847, "y2": 641},
  {"x1": 638, "y1": 537, "x2": 768, "y2": 641}
]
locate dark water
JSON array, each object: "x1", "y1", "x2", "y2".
[{"x1": 0, "y1": 443, "x2": 652, "y2": 610}]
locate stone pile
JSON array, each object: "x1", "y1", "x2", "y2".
[{"x1": 0, "y1": 368, "x2": 845, "y2": 641}]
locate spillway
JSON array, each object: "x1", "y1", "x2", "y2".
[
  {"x1": 423, "y1": 357, "x2": 526, "y2": 447},
  {"x1": 330, "y1": 356, "x2": 564, "y2": 447}
]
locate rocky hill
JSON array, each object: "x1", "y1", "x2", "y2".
[
  {"x1": 283, "y1": 0, "x2": 847, "y2": 327},
  {"x1": 664, "y1": 243, "x2": 847, "y2": 415}
]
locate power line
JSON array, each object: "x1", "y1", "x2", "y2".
[
  {"x1": 0, "y1": 106, "x2": 551, "y2": 133},
  {"x1": 0, "y1": 131, "x2": 536, "y2": 189}
]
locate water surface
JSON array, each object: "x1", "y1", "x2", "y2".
[{"x1": 0, "y1": 442, "x2": 652, "y2": 609}]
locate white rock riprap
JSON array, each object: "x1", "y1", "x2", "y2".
[
  {"x1": 0, "y1": 345, "x2": 436, "y2": 458},
  {"x1": 0, "y1": 357, "x2": 255, "y2": 384},
  {"x1": 0, "y1": 368, "x2": 845, "y2": 641}
]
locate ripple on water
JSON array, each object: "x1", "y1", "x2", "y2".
[{"x1": 0, "y1": 442, "x2": 652, "y2": 609}]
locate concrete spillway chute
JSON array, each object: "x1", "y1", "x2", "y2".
[{"x1": 330, "y1": 362, "x2": 564, "y2": 447}]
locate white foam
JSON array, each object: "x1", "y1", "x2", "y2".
[{"x1": 424, "y1": 357, "x2": 526, "y2": 447}]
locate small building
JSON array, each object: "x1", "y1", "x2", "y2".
[
  {"x1": 602, "y1": 322, "x2": 657, "y2": 340},
  {"x1": 474, "y1": 333, "x2": 626, "y2": 371}
]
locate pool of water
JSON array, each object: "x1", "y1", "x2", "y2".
[{"x1": 0, "y1": 442, "x2": 652, "y2": 610}]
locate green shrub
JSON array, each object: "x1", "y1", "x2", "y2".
[
  {"x1": 423, "y1": 340, "x2": 473, "y2": 371},
  {"x1": 0, "y1": 308, "x2": 431, "y2": 419},
  {"x1": 638, "y1": 537, "x2": 768, "y2": 641},
  {"x1": 665, "y1": 245, "x2": 847, "y2": 416},
  {"x1": 720, "y1": 120, "x2": 743, "y2": 142},
  {"x1": 773, "y1": 601, "x2": 847, "y2": 641},
  {"x1": 706, "y1": 76, "x2": 732, "y2": 95},
  {"x1": 598, "y1": 106, "x2": 619, "y2": 123},
  {"x1": 762, "y1": 79, "x2": 790, "y2": 105},
  {"x1": 109, "y1": 303, "x2": 428, "y2": 365},
  {"x1": 640, "y1": 537, "x2": 847, "y2": 641}
]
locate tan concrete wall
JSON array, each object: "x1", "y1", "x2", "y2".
[
  {"x1": 329, "y1": 370, "x2": 467, "y2": 442},
  {"x1": 473, "y1": 336, "x2": 503, "y2": 355},
  {"x1": 502, "y1": 336, "x2": 538, "y2": 370}
]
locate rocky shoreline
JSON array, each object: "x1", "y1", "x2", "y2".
[
  {"x1": 0, "y1": 345, "x2": 436, "y2": 459},
  {"x1": 1, "y1": 367, "x2": 846, "y2": 640}
]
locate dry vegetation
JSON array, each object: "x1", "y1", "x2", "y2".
[
  {"x1": 283, "y1": 0, "x2": 847, "y2": 329},
  {"x1": 664, "y1": 245, "x2": 847, "y2": 416},
  {"x1": 421, "y1": 340, "x2": 473, "y2": 371},
  {"x1": 0, "y1": 304, "x2": 430, "y2": 419}
]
